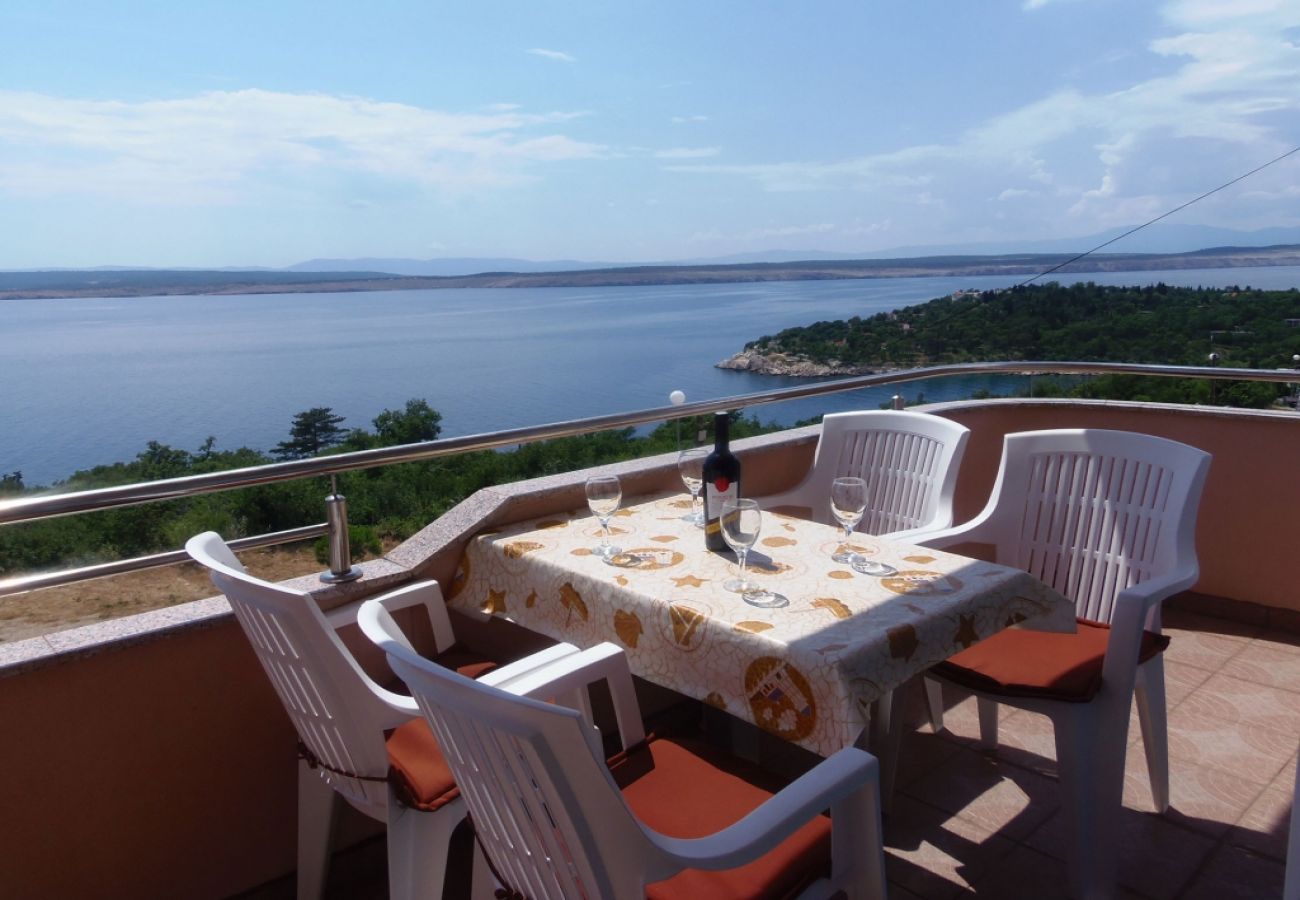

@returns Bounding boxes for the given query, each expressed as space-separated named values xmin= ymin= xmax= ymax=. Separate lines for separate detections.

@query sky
xmin=1 ymin=0 xmax=1297 ymax=269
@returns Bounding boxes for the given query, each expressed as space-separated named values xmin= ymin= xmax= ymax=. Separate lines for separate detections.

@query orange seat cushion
xmin=934 ymin=618 xmax=1170 ymax=703
xmin=611 ymin=737 xmax=832 ymax=900
xmin=386 ymin=646 xmax=497 ymax=811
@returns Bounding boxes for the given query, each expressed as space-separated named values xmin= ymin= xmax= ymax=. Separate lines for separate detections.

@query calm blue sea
xmin=3 ymin=266 xmax=1298 ymax=487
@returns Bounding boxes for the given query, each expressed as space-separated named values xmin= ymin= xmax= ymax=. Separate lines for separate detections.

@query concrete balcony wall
xmin=1 ymin=398 xmax=1296 ymax=897
xmin=927 ymin=399 xmax=1300 ymax=618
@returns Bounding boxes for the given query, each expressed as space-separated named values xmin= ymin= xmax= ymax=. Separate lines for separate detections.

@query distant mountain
xmin=864 ymin=224 xmax=1300 ymax=259
xmin=285 ymin=256 xmax=613 ymax=277
xmin=288 ymin=225 xmax=1300 ymax=277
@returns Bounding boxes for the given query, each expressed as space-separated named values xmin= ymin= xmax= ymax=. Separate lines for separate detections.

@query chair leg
xmin=829 ymin=763 xmax=888 ymax=900
xmin=923 ymin=677 xmax=945 ymax=733
xmin=296 ymin=762 xmax=339 ymax=900
xmin=1135 ymin=658 xmax=1171 ymax=812
xmin=385 ymin=791 xmax=461 ymax=900
xmin=1053 ymin=706 xmax=1123 ymax=900
xmin=976 ymin=697 xmax=999 ymax=749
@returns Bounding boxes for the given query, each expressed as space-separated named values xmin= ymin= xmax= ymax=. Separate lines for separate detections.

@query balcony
xmin=2 ymin=388 xmax=1297 ymax=899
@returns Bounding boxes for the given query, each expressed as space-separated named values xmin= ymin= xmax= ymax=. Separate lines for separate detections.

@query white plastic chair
xmin=757 ymin=410 xmax=970 ymax=541
xmin=185 ymin=532 xmax=580 ymax=900
xmin=917 ymin=429 xmax=1210 ymax=900
xmin=358 ymin=598 xmax=890 ymax=900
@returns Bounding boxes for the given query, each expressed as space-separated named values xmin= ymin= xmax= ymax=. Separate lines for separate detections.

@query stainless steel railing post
xmin=321 ymin=475 xmax=361 ymax=584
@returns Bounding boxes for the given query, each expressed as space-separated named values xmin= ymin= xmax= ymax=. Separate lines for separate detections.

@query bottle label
xmin=704 ymin=478 xmax=739 ymax=534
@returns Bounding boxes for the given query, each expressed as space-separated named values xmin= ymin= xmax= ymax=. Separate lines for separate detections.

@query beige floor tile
xmin=902 ymin=746 xmax=1060 ymax=842
xmin=882 ymin=794 xmax=1017 ymax=900
xmin=1228 ymin=783 xmax=1295 ymax=862
xmin=1162 ymin=612 xmax=1254 ymax=672
xmin=895 ymin=728 xmax=965 ymax=789
xmin=1177 ymin=843 xmax=1285 ymax=900
xmin=1024 ymin=806 xmax=1215 ymax=900
xmin=1166 ymin=691 xmax=1296 ymax=784
xmin=962 ymin=844 xmax=1151 ymax=900
xmin=1220 ymin=639 xmax=1300 ymax=693
xmin=1195 ymin=670 xmax=1300 ymax=734
xmin=1123 ymin=746 xmax=1269 ymax=837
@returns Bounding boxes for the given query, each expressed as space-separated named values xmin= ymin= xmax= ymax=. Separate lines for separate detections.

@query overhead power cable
xmin=1016 ymin=145 xmax=1300 ymax=288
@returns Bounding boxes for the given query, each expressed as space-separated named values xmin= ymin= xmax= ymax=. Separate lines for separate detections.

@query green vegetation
xmin=747 ymin=282 xmax=1300 ymax=407
xmin=9 ymin=281 xmax=1300 ymax=580
xmin=0 ymin=404 xmax=775 ymax=576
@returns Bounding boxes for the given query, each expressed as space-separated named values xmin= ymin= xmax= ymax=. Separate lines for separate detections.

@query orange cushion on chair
xmin=386 ymin=646 xmax=498 ymax=812
xmin=934 ymin=617 xmax=1170 ymax=703
xmin=611 ymin=737 xmax=832 ymax=900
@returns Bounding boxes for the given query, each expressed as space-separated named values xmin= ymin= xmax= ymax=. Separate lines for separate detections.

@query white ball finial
xmin=669 ymin=390 xmax=686 ymax=406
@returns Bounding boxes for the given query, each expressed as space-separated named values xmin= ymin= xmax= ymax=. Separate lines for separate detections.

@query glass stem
xmin=600 ymin=519 xmax=611 ymax=552
xmin=737 ymin=550 xmax=748 ymax=581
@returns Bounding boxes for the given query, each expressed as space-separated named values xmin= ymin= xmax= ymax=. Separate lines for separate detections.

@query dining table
xmin=446 ymin=490 xmax=1075 ymax=760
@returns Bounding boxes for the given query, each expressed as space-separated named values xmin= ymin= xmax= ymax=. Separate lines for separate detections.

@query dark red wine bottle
xmin=702 ymin=412 xmax=741 ymax=551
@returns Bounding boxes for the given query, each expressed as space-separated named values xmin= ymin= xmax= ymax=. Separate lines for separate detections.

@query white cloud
xmin=654 ymin=147 xmax=721 ymax=159
xmin=527 ymin=48 xmax=575 ymax=63
xmin=0 ymin=89 xmax=606 ymax=203
xmin=668 ymin=1 xmax=1300 ymax=236
xmin=671 ymin=115 xmax=709 ymax=124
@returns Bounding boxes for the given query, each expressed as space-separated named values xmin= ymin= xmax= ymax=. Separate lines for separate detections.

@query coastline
xmin=4 ymin=245 xmax=1299 ymax=301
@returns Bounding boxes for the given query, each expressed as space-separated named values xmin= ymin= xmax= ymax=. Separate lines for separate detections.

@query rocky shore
xmin=715 ymin=349 xmax=876 ymax=377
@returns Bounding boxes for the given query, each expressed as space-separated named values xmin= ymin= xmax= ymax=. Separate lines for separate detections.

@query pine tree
xmin=273 ymin=407 xmax=347 ymax=460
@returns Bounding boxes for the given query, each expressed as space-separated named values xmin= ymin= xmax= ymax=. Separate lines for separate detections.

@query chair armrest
xmin=477 ymin=641 xmax=583 ymax=688
xmin=911 ymin=518 xmax=987 ymax=551
xmin=325 ymin=580 xmax=458 ymax=654
xmin=652 ymin=746 xmax=879 ymax=872
xmin=498 ymin=642 xmax=647 ymax=750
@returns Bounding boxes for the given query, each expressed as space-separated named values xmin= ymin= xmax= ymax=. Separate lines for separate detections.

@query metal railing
xmin=2 ymin=360 xmax=1296 ymax=597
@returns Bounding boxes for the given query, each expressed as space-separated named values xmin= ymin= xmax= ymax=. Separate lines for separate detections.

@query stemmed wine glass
xmin=721 ymin=499 xmax=785 ymax=607
xmin=830 ymin=476 xmax=868 ymax=564
xmin=585 ymin=475 xmax=622 ymax=560
xmin=677 ymin=448 xmax=707 ymax=526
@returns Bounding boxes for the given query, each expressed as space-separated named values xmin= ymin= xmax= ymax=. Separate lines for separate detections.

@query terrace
xmin=2 ymin=363 xmax=1297 ymax=899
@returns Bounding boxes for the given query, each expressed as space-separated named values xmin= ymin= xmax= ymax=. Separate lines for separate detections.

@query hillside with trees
xmin=737 ymin=282 xmax=1300 ymax=407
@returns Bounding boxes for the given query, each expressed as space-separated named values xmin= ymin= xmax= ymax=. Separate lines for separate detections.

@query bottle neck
xmin=713 ymin=414 xmax=730 ymax=450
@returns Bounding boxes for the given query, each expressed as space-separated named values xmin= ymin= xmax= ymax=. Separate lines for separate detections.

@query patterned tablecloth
xmin=447 ymin=492 xmax=1075 ymax=758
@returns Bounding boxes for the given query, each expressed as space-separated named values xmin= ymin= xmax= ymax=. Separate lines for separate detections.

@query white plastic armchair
xmin=757 ymin=410 xmax=970 ymax=541
xmin=184 ymin=531 xmax=580 ymax=900
xmin=916 ymin=429 xmax=1210 ymax=900
xmin=358 ymin=597 xmax=889 ymax=900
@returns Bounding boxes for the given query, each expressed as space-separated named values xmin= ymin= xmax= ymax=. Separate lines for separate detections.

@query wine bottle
xmin=702 ymin=412 xmax=741 ymax=551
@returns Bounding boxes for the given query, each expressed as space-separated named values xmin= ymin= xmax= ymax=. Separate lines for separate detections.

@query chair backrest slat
xmin=988 ymin=430 xmax=1209 ymax=624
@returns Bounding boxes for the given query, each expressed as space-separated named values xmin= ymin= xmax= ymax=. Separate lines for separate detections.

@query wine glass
xmin=585 ymin=475 xmax=622 ymax=559
xmin=830 ymin=476 xmax=868 ymax=565
xmin=677 ymin=448 xmax=707 ymax=526
xmin=720 ymin=499 xmax=762 ymax=593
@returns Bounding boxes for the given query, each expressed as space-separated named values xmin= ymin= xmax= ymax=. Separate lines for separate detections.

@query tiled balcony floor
xmin=882 ymin=606 xmax=1296 ymax=899
xmin=245 ymin=606 xmax=1297 ymax=899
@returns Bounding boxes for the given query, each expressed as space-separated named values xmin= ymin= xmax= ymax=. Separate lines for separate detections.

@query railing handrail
xmin=3 ymin=360 xmax=1296 ymax=528
xmin=3 ymin=360 xmax=1297 ymax=597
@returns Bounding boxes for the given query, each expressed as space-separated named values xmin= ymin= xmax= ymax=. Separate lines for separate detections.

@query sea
xmin=4 ymin=266 xmax=1298 ymax=488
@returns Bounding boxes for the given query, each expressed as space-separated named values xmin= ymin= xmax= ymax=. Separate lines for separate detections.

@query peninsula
xmin=717 ymin=282 xmax=1300 ymax=395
